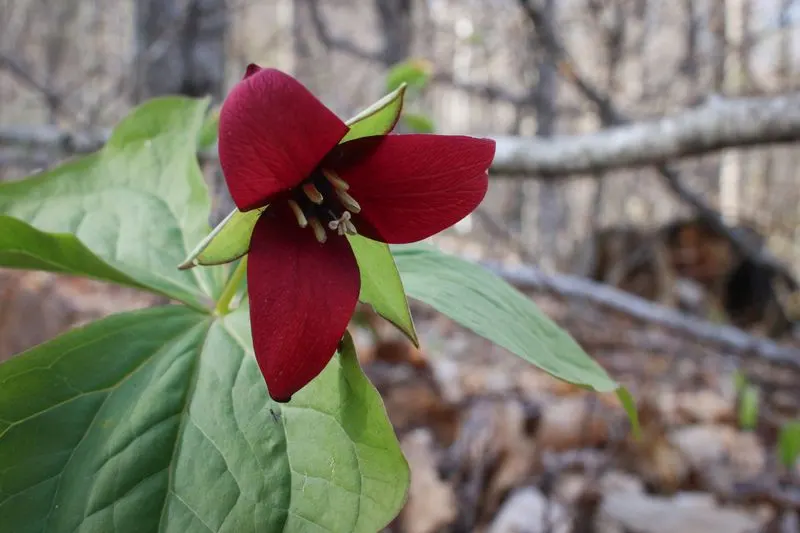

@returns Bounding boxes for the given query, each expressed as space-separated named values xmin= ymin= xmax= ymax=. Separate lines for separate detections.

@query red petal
xmin=247 ymin=210 xmax=361 ymax=402
xmin=219 ymin=67 xmax=350 ymax=212
xmin=331 ymin=135 xmax=495 ymax=244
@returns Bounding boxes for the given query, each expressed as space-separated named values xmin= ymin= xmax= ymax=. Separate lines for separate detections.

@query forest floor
xmin=2 ymin=264 xmax=799 ymax=533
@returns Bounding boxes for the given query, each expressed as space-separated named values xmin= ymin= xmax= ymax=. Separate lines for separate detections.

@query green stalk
xmin=215 ymin=257 xmax=248 ymax=315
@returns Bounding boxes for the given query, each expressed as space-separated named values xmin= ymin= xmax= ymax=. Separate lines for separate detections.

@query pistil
xmin=328 ymin=211 xmax=357 ymax=236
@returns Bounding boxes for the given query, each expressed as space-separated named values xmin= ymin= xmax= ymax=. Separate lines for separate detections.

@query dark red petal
xmin=247 ymin=210 xmax=361 ymax=402
xmin=331 ymin=134 xmax=495 ymax=244
xmin=219 ymin=67 xmax=350 ymax=212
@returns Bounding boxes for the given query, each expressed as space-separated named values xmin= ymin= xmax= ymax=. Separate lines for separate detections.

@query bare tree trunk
xmin=709 ymin=0 xmax=727 ymax=91
xmin=376 ymin=0 xmax=413 ymax=66
xmin=292 ymin=0 xmax=315 ymax=85
xmin=135 ymin=0 xmax=228 ymax=101
xmin=589 ymin=0 xmax=626 ymax=231
xmin=134 ymin=0 xmax=232 ymax=224
xmin=681 ymin=0 xmax=698 ymax=80
xmin=526 ymin=0 xmax=560 ymax=270
xmin=719 ymin=0 xmax=744 ymax=224
xmin=43 ymin=0 xmax=78 ymax=124
xmin=778 ymin=0 xmax=795 ymax=81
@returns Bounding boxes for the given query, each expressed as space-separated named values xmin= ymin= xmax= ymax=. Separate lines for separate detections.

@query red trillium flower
xmin=218 ymin=64 xmax=495 ymax=402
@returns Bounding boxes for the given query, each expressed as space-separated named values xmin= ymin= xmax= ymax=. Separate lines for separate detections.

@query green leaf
xmin=615 ymin=387 xmax=641 ymax=438
xmin=402 ymin=113 xmax=436 ymax=133
xmin=392 ymin=244 xmax=618 ymax=392
xmin=738 ymin=384 xmax=760 ymax=431
xmin=349 ymin=235 xmax=418 ymax=346
xmin=386 ymin=59 xmax=433 ymax=92
xmin=732 ymin=370 xmax=748 ymax=393
xmin=0 ymin=215 xmax=143 ymax=290
xmin=197 ymin=108 xmax=220 ymax=150
xmin=0 ymin=304 xmax=408 ymax=532
xmin=777 ymin=420 xmax=800 ymax=469
xmin=182 ymin=84 xmax=407 ymax=269
xmin=0 ymin=96 xmax=221 ymax=308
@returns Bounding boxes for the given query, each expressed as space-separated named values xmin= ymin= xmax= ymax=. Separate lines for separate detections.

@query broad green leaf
xmin=738 ymin=384 xmax=760 ymax=431
xmin=349 ymin=235 xmax=418 ymax=346
xmin=0 ymin=97 xmax=221 ymax=308
xmin=386 ymin=59 xmax=433 ymax=92
xmin=197 ymin=108 xmax=220 ymax=150
xmin=402 ymin=113 xmax=436 ymax=133
xmin=182 ymin=84 xmax=408 ymax=269
xmin=0 ymin=304 xmax=408 ymax=532
xmin=0 ymin=215 xmax=143 ymax=290
xmin=777 ymin=421 xmax=800 ymax=469
xmin=615 ymin=387 xmax=641 ymax=438
xmin=392 ymin=244 xmax=618 ymax=392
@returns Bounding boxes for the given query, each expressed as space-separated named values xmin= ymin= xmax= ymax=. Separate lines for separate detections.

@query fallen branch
xmin=479 ymin=259 xmax=800 ymax=368
xmin=4 ymin=92 xmax=800 ymax=176
xmin=491 ymin=93 xmax=800 ymax=176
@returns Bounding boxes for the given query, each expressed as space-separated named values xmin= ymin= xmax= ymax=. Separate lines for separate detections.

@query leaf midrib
xmin=16 ymin=314 xmax=213 ymax=533
xmin=156 ymin=318 xmax=215 ymax=532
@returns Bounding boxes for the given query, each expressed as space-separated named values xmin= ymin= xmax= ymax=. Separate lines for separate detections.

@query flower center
xmin=286 ymin=169 xmax=361 ymax=243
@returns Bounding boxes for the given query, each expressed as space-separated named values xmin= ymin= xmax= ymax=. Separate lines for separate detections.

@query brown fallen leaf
xmin=399 ymin=429 xmax=458 ymax=533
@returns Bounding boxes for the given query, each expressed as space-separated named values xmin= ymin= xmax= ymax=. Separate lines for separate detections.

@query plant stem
xmin=215 ymin=257 xmax=247 ymax=315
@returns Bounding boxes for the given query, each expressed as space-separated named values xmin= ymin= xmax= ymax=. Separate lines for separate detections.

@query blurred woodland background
xmin=3 ymin=0 xmax=800 ymax=532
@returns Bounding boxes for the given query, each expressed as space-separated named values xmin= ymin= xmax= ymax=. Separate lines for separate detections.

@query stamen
xmin=323 ymin=169 xmax=350 ymax=190
xmin=287 ymin=200 xmax=307 ymax=228
xmin=335 ymin=189 xmax=361 ymax=213
xmin=308 ymin=217 xmax=327 ymax=243
xmin=302 ymin=183 xmax=324 ymax=204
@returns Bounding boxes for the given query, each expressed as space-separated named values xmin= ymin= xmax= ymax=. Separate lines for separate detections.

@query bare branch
xmin=518 ymin=0 xmax=800 ymax=297
xmin=480 ymin=260 xmax=800 ymax=369
xmin=0 ymin=124 xmax=110 ymax=154
xmin=0 ymin=51 xmax=64 ymax=114
xmin=305 ymin=0 xmax=527 ymax=105
xmin=4 ymin=92 xmax=800 ymax=178
xmin=491 ymin=92 xmax=800 ymax=176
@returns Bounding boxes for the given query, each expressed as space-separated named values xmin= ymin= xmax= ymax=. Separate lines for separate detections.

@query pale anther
xmin=309 ymin=217 xmax=327 ymax=243
xmin=323 ymin=169 xmax=350 ymax=190
xmin=287 ymin=200 xmax=308 ymax=228
xmin=302 ymin=183 xmax=324 ymax=204
xmin=335 ymin=189 xmax=361 ymax=213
